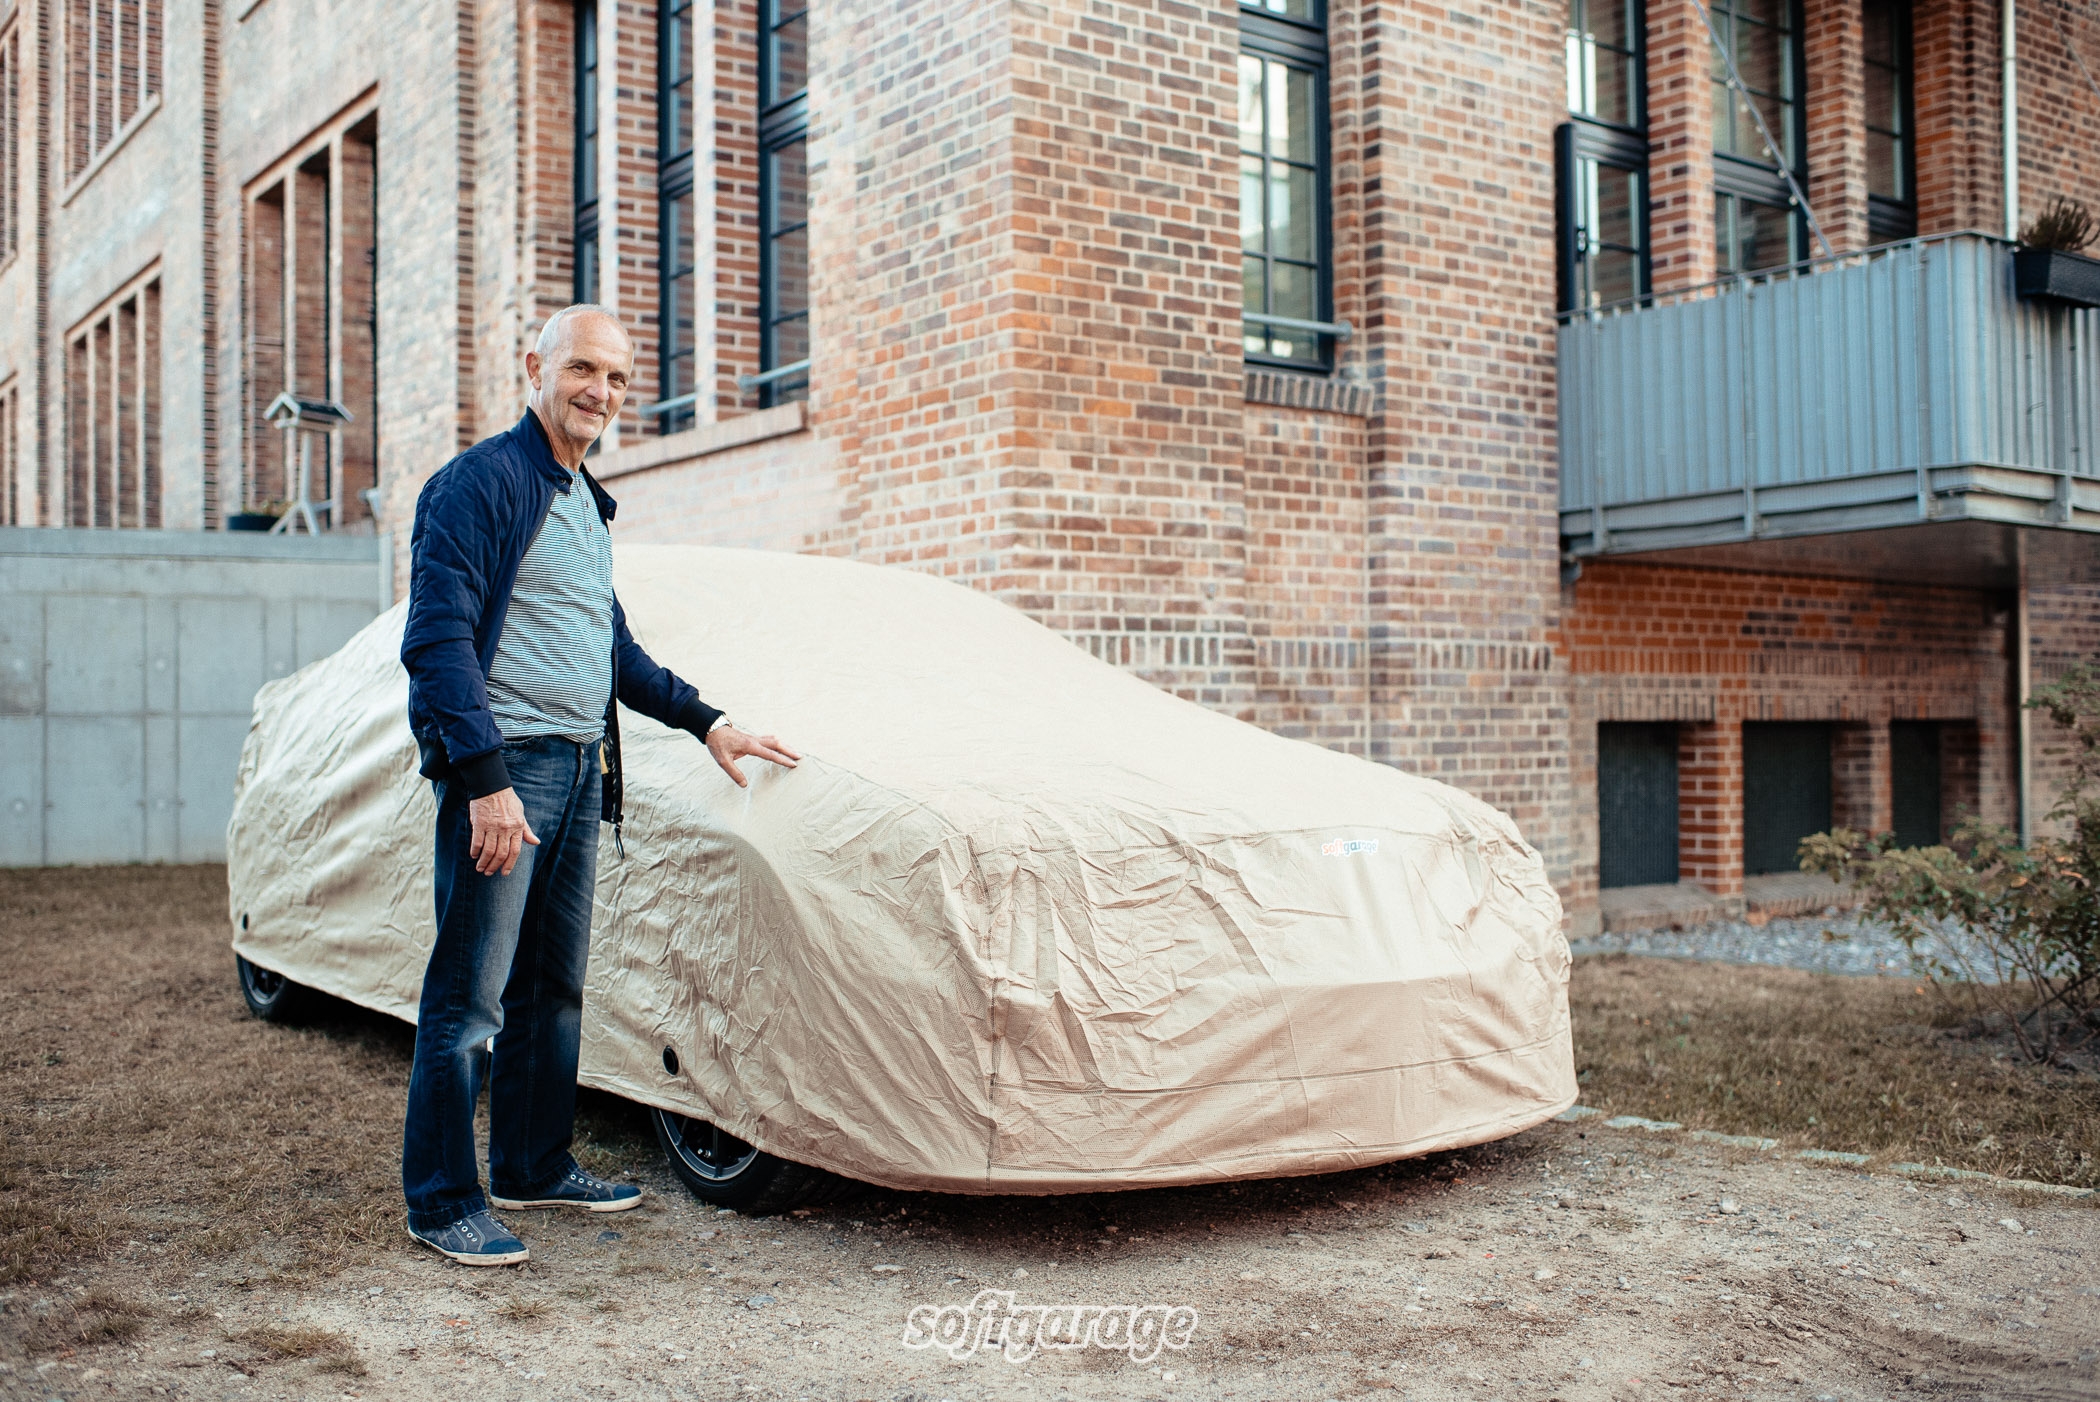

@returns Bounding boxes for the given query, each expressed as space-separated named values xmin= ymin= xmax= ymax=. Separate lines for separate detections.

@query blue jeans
xmin=403 ymin=736 xmax=603 ymax=1231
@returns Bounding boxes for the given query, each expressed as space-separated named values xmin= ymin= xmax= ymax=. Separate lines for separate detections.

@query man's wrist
xmin=456 ymin=748 xmax=512 ymax=800
xmin=673 ymin=695 xmax=725 ymax=739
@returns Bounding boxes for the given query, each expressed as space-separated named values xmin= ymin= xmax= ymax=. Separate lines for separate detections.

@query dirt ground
xmin=4 ymin=868 xmax=2098 ymax=1402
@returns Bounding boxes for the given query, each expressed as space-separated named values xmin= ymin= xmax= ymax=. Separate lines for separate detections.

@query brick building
xmin=1 ymin=0 xmax=2095 ymax=930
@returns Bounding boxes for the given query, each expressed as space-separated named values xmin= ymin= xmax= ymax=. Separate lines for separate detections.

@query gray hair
xmin=534 ymin=303 xmax=627 ymax=357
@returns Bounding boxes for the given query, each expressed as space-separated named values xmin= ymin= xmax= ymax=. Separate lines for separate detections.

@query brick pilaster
xmin=1680 ymin=717 xmax=1743 ymax=897
xmin=1804 ymin=0 xmax=1870 ymax=252
xmin=1645 ymin=0 xmax=1718 ymax=290
xmin=1833 ymin=720 xmax=1892 ymax=834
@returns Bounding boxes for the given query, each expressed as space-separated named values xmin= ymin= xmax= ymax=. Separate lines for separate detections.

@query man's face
xmin=527 ymin=315 xmax=633 ymax=449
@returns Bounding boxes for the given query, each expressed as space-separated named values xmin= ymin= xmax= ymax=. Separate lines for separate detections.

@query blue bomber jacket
xmin=401 ymin=410 xmax=723 ymax=827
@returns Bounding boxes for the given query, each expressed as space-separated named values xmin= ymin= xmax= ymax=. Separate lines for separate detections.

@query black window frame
xmin=574 ymin=0 xmax=599 ymax=303
xmin=656 ymin=0 xmax=701 ymax=433
xmin=757 ymin=0 xmax=809 ymax=408
xmin=1238 ymin=4 xmax=1335 ymax=374
xmin=1558 ymin=0 xmax=1651 ymax=313
xmin=1862 ymin=0 xmax=1916 ymax=243
xmin=1709 ymin=0 xmax=1809 ymax=276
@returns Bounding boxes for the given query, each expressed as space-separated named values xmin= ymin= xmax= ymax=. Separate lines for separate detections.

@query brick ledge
xmin=1244 ymin=368 xmax=1376 ymax=417
xmin=592 ymin=402 xmax=808 ymax=483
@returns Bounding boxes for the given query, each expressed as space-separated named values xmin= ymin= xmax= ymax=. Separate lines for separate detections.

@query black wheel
xmin=649 ymin=1107 xmax=855 ymax=1215
xmin=236 ymin=954 xmax=317 ymax=1023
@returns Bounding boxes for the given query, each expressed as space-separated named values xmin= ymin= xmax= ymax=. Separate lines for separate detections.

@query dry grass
xmin=228 ymin=1322 xmax=367 ymax=1375
xmin=0 ymin=866 xmax=409 ymax=1294
xmin=1571 ymin=953 xmax=2100 ymax=1188
xmin=494 ymin=1295 xmax=550 ymax=1323
xmin=0 ymin=864 xmax=648 ymax=1316
xmin=6 ymin=861 xmax=2095 ymax=1359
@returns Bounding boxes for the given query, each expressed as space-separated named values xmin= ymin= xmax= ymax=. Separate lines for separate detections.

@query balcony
xmin=1559 ymin=233 xmax=2100 ymax=588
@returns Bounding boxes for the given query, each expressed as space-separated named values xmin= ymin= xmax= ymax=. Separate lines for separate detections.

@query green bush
xmin=1801 ymin=663 xmax=2100 ymax=1064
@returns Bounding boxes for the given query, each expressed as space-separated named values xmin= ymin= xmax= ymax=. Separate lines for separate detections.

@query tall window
xmin=0 ymin=381 xmax=19 ymax=526
xmin=574 ymin=1 xmax=599 ymax=302
xmin=243 ymin=112 xmax=379 ymax=528
xmin=759 ymin=1 xmax=809 ymax=406
xmin=1558 ymin=0 xmax=1648 ymax=311
xmin=1863 ymin=0 xmax=1915 ymax=242
xmin=66 ymin=270 xmax=161 ymax=529
xmin=657 ymin=0 xmax=700 ymax=432
xmin=65 ymin=0 xmax=163 ymax=183
xmin=1239 ymin=1 xmax=1332 ymax=370
xmin=0 ymin=24 xmax=19 ymax=264
xmin=1709 ymin=0 xmax=1805 ymax=275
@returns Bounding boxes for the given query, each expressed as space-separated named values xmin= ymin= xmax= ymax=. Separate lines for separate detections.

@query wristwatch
xmin=707 ymin=714 xmax=735 ymax=735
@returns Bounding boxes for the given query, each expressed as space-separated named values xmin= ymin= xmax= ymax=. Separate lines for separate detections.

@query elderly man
xmin=398 ymin=305 xmax=799 ymax=1265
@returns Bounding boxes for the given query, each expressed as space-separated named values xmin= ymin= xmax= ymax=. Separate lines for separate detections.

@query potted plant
xmin=226 ymin=500 xmax=285 ymax=532
xmin=2013 ymin=197 xmax=2100 ymax=308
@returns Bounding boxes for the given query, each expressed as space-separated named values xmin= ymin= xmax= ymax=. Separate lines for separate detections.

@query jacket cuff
xmin=674 ymin=695 xmax=725 ymax=739
xmin=455 ymin=748 xmax=512 ymax=799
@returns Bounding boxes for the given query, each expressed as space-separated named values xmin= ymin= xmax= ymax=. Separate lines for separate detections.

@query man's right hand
xmin=469 ymin=787 xmax=540 ymax=876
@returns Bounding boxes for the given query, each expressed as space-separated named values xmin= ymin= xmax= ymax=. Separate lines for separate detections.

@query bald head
xmin=526 ymin=305 xmax=635 ymax=468
xmin=535 ymin=303 xmax=628 ymax=361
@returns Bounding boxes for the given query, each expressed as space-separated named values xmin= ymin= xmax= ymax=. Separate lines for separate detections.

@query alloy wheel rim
xmin=660 ymin=1112 xmax=759 ymax=1181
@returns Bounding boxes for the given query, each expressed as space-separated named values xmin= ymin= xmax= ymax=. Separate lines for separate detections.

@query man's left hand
xmin=705 ymin=724 xmax=802 ymax=789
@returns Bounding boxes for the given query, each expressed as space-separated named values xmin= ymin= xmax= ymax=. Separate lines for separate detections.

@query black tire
xmin=649 ymin=1107 xmax=856 ymax=1215
xmin=236 ymin=954 xmax=317 ymax=1024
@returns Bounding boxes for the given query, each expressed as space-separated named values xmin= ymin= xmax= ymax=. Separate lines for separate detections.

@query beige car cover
xmin=228 ymin=545 xmax=1574 ymax=1194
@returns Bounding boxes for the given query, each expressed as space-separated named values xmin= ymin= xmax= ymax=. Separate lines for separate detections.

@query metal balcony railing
xmin=1559 ymin=233 xmax=2100 ymax=558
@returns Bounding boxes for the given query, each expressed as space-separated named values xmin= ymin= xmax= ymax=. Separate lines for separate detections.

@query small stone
xmin=1618 ymin=1275 xmax=1631 ymax=1290
xmin=1162 ymin=1371 xmax=1176 ymax=1382
xmin=598 ymin=1230 xmax=622 ymax=1242
xmin=1718 ymin=1198 xmax=1741 ymax=1215
xmin=1576 ymin=1357 xmax=1595 ymax=1369
xmin=745 ymin=1294 xmax=774 ymax=1310
xmin=199 ymin=1350 xmax=216 ymax=1359
xmin=1012 ymin=1268 xmax=1029 ymax=1280
xmin=1998 ymin=1218 xmax=2023 ymax=1234
xmin=1534 ymin=1267 xmax=1558 ymax=1282
xmin=695 ymin=1229 xmax=717 ymax=1240
xmin=872 ymin=1264 xmax=903 ymax=1273
xmin=367 ymin=1287 xmax=384 ymax=1296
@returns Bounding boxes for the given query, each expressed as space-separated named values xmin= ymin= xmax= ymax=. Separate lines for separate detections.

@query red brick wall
xmin=1566 ymin=561 xmax=2018 ymax=902
xmin=1804 ymin=0 xmax=1869 ymax=253
xmin=1244 ymin=403 xmax=1369 ymax=751
xmin=2030 ymin=583 xmax=2100 ymax=837
xmin=2013 ymin=0 xmax=2100 ymax=228
xmin=1645 ymin=0 xmax=1720 ymax=291
xmin=1357 ymin=0 xmax=1571 ymax=881
xmin=1913 ymin=0 xmax=2100 ymax=240
xmin=1913 ymin=0 xmax=2000 ymax=234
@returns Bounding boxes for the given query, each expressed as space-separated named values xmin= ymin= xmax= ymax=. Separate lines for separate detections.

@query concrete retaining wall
xmin=0 ymin=528 xmax=389 ymax=866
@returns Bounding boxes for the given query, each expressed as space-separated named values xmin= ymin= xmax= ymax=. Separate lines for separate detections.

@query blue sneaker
xmin=490 ymin=1166 xmax=643 ymax=1213
xmin=408 ymin=1209 xmax=529 ymax=1266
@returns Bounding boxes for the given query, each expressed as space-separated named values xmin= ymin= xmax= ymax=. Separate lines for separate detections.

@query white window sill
xmin=591 ymin=401 xmax=807 ymax=483
xmin=60 ymin=93 xmax=162 ymax=210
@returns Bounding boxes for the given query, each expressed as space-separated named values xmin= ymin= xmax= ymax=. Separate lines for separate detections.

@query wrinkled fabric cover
xmin=229 ymin=546 xmax=1574 ymax=1194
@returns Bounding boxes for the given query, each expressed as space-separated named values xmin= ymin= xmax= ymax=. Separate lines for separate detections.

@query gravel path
xmin=1571 ymin=913 xmax=2000 ymax=980
xmin=17 ymin=1120 xmax=2096 ymax=1402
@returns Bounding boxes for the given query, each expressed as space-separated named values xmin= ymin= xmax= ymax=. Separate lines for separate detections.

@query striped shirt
xmin=486 ymin=474 xmax=615 ymax=743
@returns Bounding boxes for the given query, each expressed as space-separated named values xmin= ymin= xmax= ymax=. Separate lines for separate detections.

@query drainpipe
xmin=2004 ymin=0 xmax=2020 ymax=240
xmin=2016 ymin=573 xmax=2033 ymax=848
